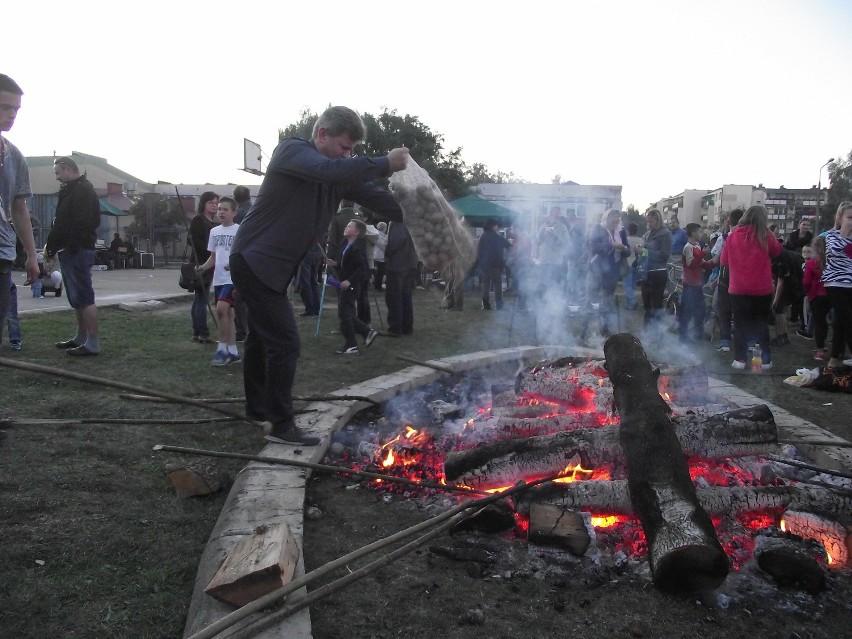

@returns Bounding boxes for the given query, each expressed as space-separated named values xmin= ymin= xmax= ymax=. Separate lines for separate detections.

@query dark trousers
xmin=374 ymin=261 xmax=386 ymax=290
xmin=730 ymin=293 xmax=772 ymax=363
xmin=480 ymin=266 xmax=504 ymax=309
xmin=234 ymin=292 xmax=247 ymax=340
xmin=339 ymin=286 xmax=371 ymax=347
xmin=810 ymin=295 xmax=832 ymax=350
xmin=678 ymin=284 xmax=705 ymax=339
xmin=386 ymin=269 xmax=414 ymax=334
xmin=230 ymin=254 xmax=299 ymax=431
xmin=826 ymin=287 xmax=852 ymax=359
xmin=717 ymin=285 xmax=732 ymax=342
xmin=298 ymin=255 xmax=321 ymax=315
xmin=641 ymin=270 xmax=668 ymax=327
xmin=357 ymin=281 xmax=371 ymax=326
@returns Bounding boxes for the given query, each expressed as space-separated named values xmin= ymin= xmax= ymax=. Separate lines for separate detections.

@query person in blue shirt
xmin=669 ymin=213 xmax=689 ymax=255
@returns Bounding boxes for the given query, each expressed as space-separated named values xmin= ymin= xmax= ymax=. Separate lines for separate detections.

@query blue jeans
xmin=622 ymin=268 xmax=636 ymax=306
xmin=191 ymin=287 xmax=210 ymax=338
xmin=230 ymin=253 xmax=300 ymax=430
xmin=678 ymin=284 xmax=705 ymax=339
xmin=6 ymin=280 xmax=21 ymax=345
xmin=58 ymin=250 xmax=95 ymax=308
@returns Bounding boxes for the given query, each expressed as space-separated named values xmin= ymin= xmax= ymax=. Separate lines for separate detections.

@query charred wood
xmin=753 ymin=532 xmax=826 ymax=594
xmin=444 ymin=407 xmax=779 ymax=490
xmin=604 ymin=333 xmax=728 ymax=592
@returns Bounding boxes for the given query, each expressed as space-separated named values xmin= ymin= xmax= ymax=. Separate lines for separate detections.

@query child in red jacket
xmin=679 ymin=223 xmax=713 ymax=341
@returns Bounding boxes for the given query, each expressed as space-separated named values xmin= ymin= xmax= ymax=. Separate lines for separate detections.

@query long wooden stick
xmin=186 ymin=474 xmax=558 ymax=639
xmin=119 ymin=393 xmax=380 ymax=406
xmin=2 ymin=417 xmax=241 ymax=427
xmin=228 ymin=507 xmax=481 ymax=639
xmin=778 ymin=439 xmax=852 ymax=449
xmin=153 ymin=444 xmax=487 ymax=496
xmin=396 ymin=355 xmax=454 ymax=374
xmin=0 ymin=357 xmax=262 ymax=428
xmin=766 ymin=455 xmax=852 ymax=480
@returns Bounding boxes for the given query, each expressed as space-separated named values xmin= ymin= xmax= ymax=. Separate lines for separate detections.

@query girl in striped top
xmin=822 ymin=201 xmax=852 ymax=369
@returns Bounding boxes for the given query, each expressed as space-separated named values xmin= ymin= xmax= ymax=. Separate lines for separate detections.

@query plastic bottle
xmin=751 ymin=344 xmax=762 ymax=373
xmin=32 ymin=279 xmax=43 ymax=298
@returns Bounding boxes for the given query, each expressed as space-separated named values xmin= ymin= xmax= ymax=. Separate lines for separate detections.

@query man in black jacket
xmin=476 ymin=218 xmax=510 ymax=310
xmin=46 ymin=156 xmax=101 ymax=356
xmin=384 ymin=220 xmax=419 ymax=335
xmin=229 ymin=106 xmax=408 ymax=445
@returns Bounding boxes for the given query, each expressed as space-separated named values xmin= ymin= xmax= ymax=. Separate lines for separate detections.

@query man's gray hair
xmin=312 ymin=106 xmax=366 ymax=142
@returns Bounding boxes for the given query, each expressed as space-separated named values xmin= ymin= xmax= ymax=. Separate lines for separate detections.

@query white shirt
xmin=206 ymin=223 xmax=239 ymax=286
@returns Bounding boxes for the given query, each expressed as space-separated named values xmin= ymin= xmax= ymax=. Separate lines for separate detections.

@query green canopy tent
xmin=99 ymin=197 xmax=130 ymax=235
xmin=449 ymin=194 xmax=517 ymax=228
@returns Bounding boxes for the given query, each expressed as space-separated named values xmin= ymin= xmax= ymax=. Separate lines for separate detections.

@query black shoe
xmin=56 ymin=339 xmax=82 ymax=349
xmin=297 ymin=312 xmax=317 ymax=317
xmin=365 ymin=329 xmax=379 ymax=347
xmin=66 ymin=345 xmax=98 ymax=356
xmin=265 ymin=426 xmax=320 ymax=446
xmin=795 ymin=329 xmax=813 ymax=340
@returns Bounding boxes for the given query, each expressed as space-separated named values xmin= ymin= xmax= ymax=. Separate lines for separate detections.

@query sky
xmin=5 ymin=0 xmax=851 ymax=209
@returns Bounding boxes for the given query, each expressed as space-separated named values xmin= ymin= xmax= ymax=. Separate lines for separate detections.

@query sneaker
xmin=717 ymin=344 xmax=731 ymax=352
xmin=365 ymin=329 xmax=378 ymax=347
xmin=191 ymin=335 xmax=201 ymax=343
xmin=844 ymin=358 xmax=852 ymax=367
xmin=335 ymin=346 xmax=360 ymax=355
xmin=814 ymin=349 xmax=828 ymax=361
xmin=265 ymin=426 xmax=321 ymax=446
xmin=795 ymin=329 xmax=813 ymax=340
xmin=226 ymin=353 xmax=242 ymax=365
xmin=9 ymin=342 xmax=21 ymax=351
xmin=731 ymin=360 xmax=746 ymax=370
xmin=56 ymin=339 xmax=82 ymax=349
xmin=211 ymin=351 xmax=230 ymax=367
xmin=761 ymin=361 xmax=773 ymax=371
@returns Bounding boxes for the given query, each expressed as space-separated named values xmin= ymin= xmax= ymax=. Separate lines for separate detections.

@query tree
xmin=824 ymin=150 xmax=852 ymax=230
xmin=277 ymin=107 xmax=518 ymax=201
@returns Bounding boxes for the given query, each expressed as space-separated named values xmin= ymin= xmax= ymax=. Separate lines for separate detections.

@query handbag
xmin=178 ymin=245 xmax=197 ymax=291
xmin=633 ymin=250 xmax=650 ymax=283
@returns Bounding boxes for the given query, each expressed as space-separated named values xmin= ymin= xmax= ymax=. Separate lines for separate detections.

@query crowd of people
xmin=4 ymin=77 xmax=852 ymax=449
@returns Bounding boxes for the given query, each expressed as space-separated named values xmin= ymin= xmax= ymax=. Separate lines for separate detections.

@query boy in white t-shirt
xmin=196 ymin=197 xmax=241 ymax=366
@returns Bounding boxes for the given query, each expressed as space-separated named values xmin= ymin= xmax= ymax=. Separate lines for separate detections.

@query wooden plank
xmin=528 ymin=503 xmax=590 ymax=556
xmin=205 ymin=522 xmax=300 ymax=607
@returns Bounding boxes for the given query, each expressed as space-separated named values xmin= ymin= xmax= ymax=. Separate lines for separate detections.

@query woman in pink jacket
xmin=720 ymin=205 xmax=782 ymax=369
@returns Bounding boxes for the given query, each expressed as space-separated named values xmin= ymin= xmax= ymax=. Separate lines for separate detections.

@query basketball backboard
xmin=243 ymin=138 xmax=264 ymax=176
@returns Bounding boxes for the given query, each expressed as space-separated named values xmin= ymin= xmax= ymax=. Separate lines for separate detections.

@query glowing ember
xmin=554 ymin=463 xmax=595 ymax=484
xmin=591 ymin=515 xmax=620 ymax=528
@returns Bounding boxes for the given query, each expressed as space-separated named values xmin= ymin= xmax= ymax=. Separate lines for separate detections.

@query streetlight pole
xmin=815 ymin=157 xmax=834 ymax=235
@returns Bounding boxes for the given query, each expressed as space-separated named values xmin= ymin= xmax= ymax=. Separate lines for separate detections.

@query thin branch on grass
xmin=0 ymin=357 xmax=262 ymax=428
xmin=120 ymin=393 xmax=381 ymax=406
xmin=153 ymin=444 xmax=487 ymax=496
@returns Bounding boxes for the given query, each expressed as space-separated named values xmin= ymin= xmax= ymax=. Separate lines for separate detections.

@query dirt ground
xmin=303 ymin=368 xmax=852 ymax=639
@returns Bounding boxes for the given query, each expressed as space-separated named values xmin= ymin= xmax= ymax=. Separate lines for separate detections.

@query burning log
xmin=520 ymin=480 xmax=852 ymax=521
xmin=782 ymin=510 xmax=851 ymax=568
xmin=753 ymin=532 xmax=826 ymax=594
xmin=604 ymin=333 xmax=728 ymax=592
xmin=444 ymin=407 xmax=780 ymax=490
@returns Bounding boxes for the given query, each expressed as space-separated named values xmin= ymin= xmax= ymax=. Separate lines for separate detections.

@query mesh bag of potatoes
xmin=389 ymin=158 xmax=476 ymax=279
